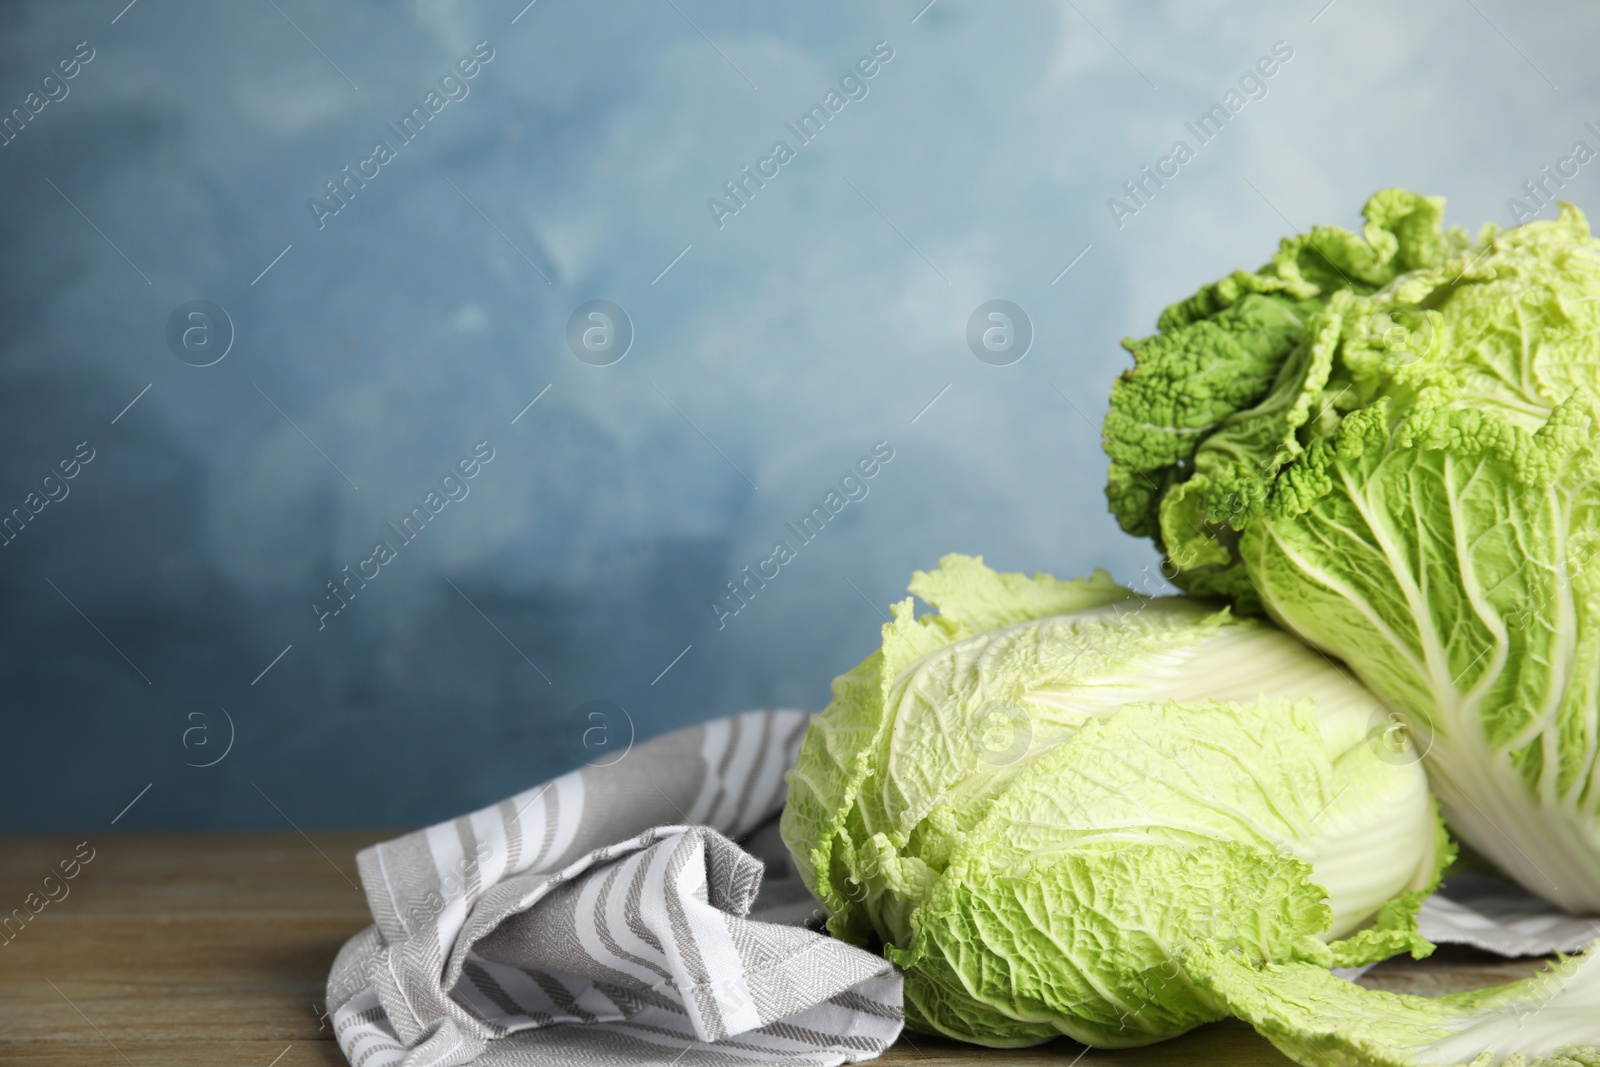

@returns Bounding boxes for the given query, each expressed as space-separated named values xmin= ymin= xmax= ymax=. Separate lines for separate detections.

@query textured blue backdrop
xmin=1 ymin=0 xmax=1596 ymax=830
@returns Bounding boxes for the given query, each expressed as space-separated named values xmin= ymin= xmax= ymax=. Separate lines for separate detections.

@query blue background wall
xmin=2 ymin=0 xmax=1596 ymax=830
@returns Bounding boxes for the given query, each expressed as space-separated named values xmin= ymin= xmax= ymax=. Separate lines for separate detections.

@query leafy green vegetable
xmin=781 ymin=555 xmax=1446 ymax=1047
xmin=1188 ymin=938 xmax=1600 ymax=1067
xmin=1102 ymin=189 xmax=1600 ymax=913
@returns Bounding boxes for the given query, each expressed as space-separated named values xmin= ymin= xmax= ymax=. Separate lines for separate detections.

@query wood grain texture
xmin=0 ymin=833 xmax=1549 ymax=1066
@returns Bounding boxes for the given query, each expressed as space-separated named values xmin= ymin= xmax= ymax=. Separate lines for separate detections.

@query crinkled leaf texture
xmin=780 ymin=555 xmax=1445 ymax=1051
xmin=1103 ymin=189 xmax=1600 ymax=912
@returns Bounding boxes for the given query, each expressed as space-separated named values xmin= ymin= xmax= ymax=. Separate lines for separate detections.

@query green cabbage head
xmin=782 ymin=556 xmax=1454 ymax=1043
xmin=1101 ymin=189 xmax=1600 ymax=913
xmin=782 ymin=556 xmax=1600 ymax=1063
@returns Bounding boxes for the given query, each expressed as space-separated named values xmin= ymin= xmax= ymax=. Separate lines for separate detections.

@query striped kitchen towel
xmin=325 ymin=709 xmax=903 ymax=1067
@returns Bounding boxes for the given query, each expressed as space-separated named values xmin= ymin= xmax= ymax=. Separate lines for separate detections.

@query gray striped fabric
xmin=325 ymin=709 xmax=903 ymax=1067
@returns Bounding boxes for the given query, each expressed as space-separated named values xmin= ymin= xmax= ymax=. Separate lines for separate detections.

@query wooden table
xmin=0 ymin=833 xmax=1548 ymax=1065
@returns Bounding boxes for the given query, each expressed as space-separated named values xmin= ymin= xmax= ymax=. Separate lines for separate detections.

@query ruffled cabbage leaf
xmin=1103 ymin=190 xmax=1600 ymax=913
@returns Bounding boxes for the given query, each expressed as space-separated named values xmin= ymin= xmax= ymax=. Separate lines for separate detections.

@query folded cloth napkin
xmin=325 ymin=709 xmax=903 ymax=1067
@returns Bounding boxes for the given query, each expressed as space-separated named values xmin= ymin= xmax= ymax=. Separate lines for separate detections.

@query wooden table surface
xmin=0 ymin=832 xmax=1548 ymax=1066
